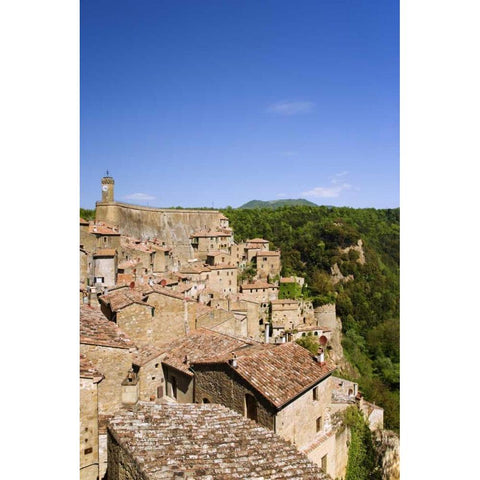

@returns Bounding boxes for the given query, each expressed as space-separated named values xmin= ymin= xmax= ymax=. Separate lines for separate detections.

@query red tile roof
xmin=108 ymin=402 xmax=328 ymax=479
xmin=256 ymin=250 xmax=281 ymax=256
xmin=190 ymin=230 xmax=232 ymax=238
xmin=241 ymin=281 xmax=277 ymax=290
xmin=159 ymin=328 xmax=255 ymax=376
xmin=93 ymin=248 xmax=116 ymax=257
xmin=88 ymin=222 xmax=120 ymax=236
xmin=80 ymin=305 xmax=135 ymax=350
xmin=99 ymin=288 xmax=154 ymax=312
xmin=247 ymin=238 xmax=269 ymax=243
xmin=194 ymin=342 xmax=335 ymax=409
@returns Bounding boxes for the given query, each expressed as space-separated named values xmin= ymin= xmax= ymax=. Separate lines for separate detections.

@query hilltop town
xmin=80 ymin=175 xmax=396 ymax=480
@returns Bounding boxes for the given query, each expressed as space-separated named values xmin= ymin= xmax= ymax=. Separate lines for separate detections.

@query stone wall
xmin=80 ymin=344 xmax=133 ymax=416
xmin=80 ymin=378 xmax=100 ymax=480
xmin=314 ymin=303 xmax=337 ymax=329
xmin=193 ymin=364 xmax=276 ymax=430
xmin=163 ymin=366 xmax=194 ymax=403
xmin=137 ymin=356 xmax=167 ymax=402
xmin=115 ymin=303 xmax=157 ymax=348
xmin=275 ymin=375 xmax=333 ymax=449
xmin=196 ymin=308 xmax=247 ymax=337
xmin=107 ymin=431 xmax=147 ymax=480
xmin=93 ymin=256 xmax=116 ymax=287
xmin=96 ymin=201 xmax=225 ymax=260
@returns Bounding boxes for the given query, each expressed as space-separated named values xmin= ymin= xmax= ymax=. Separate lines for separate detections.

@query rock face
xmin=373 ymin=429 xmax=400 ymax=480
xmin=341 ymin=239 xmax=366 ymax=265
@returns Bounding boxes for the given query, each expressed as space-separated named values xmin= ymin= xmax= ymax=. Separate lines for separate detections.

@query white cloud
xmin=267 ymin=101 xmax=315 ymax=115
xmin=302 ymin=183 xmax=352 ymax=198
xmin=330 ymin=171 xmax=349 ymax=184
xmin=124 ymin=192 xmax=156 ymax=201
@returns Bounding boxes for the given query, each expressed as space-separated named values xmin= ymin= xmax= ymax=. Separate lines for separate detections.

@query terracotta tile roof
xmin=247 ymin=238 xmax=269 ymax=243
xmin=180 ymin=265 xmax=211 ymax=274
xmin=132 ymin=345 xmax=165 ymax=367
xmin=88 ymin=222 xmax=120 ymax=236
xmin=117 ymin=258 xmax=140 ymax=270
xmin=80 ymin=305 xmax=135 ymax=350
xmin=190 ymin=230 xmax=232 ymax=238
xmin=160 ymin=328 xmax=255 ymax=376
xmin=121 ymin=237 xmax=154 ymax=253
xmin=208 ymin=263 xmax=236 ymax=270
xmin=144 ymin=285 xmax=190 ymax=301
xmin=194 ymin=342 xmax=335 ymax=409
xmin=241 ymin=281 xmax=277 ymax=290
xmin=271 ymin=299 xmax=299 ymax=305
xmin=80 ymin=217 xmax=89 ymax=225
xmin=280 ymin=277 xmax=296 ymax=283
xmin=80 ymin=354 xmax=104 ymax=382
xmin=108 ymin=402 xmax=328 ymax=480
xmin=99 ymin=288 xmax=153 ymax=312
xmin=93 ymin=248 xmax=116 ymax=257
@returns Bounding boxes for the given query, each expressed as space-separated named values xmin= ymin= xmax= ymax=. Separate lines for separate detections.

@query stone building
xmin=206 ymin=264 xmax=238 ymax=294
xmin=92 ymin=248 xmax=117 ymax=287
xmin=271 ymin=299 xmax=301 ymax=330
xmin=80 ymin=354 xmax=103 ymax=480
xmin=80 ymin=305 xmax=137 ymax=478
xmin=255 ymin=249 xmax=281 ymax=279
xmin=156 ymin=328 xmax=255 ymax=404
xmin=192 ymin=341 xmax=348 ymax=477
xmin=240 ymin=281 xmax=279 ymax=303
xmin=107 ymin=402 xmax=329 ymax=479
xmin=190 ymin=229 xmax=234 ymax=259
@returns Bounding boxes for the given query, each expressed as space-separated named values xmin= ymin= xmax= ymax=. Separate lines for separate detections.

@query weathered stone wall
xmin=137 ymin=356 xmax=167 ymax=402
xmin=314 ymin=303 xmax=337 ymax=329
xmin=196 ymin=308 xmax=248 ymax=338
xmin=271 ymin=304 xmax=300 ymax=328
xmin=116 ymin=303 xmax=157 ymax=348
xmin=96 ymin=202 xmax=224 ymax=260
xmin=206 ymin=267 xmax=237 ymax=294
xmin=80 ymin=344 xmax=133 ymax=416
xmin=256 ymin=254 xmax=281 ymax=279
xmin=80 ymin=378 xmax=100 ymax=480
xmin=107 ymin=431 xmax=147 ymax=480
xmin=163 ymin=366 xmax=194 ymax=403
xmin=193 ymin=365 xmax=276 ymax=430
xmin=93 ymin=256 xmax=116 ymax=286
xmin=144 ymin=292 xmax=196 ymax=344
xmin=276 ymin=375 xmax=333 ymax=449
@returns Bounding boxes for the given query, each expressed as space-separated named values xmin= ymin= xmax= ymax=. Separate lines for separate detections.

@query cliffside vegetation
xmin=222 ymin=205 xmax=400 ymax=432
xmin=343 ymin=406 xmax=382 ymax=480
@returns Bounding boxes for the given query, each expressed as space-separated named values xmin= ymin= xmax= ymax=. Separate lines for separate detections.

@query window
xmin=316 ymin=416 xmax=323 ymax=432
xmin=202 ymin=398 xmax=210 ymax=403
xmin=313 ymin=387 xmax=318 ymax=401
xmin=245 ymin=394 xmax=258 ymax=421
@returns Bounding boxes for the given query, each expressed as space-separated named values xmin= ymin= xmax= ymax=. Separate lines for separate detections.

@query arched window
xmin=202 ymin=398 xmax=210 ymax=403
xmin=245 ymin=394 xmax=258 ymax=421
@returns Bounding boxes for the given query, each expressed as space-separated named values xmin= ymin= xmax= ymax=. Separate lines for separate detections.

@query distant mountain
xmin=239 ymin=199 xmax=319 ymax=209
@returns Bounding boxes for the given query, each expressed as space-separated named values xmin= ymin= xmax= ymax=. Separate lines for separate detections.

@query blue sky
xmin=81 ymin=0 xmax=398 ymax=209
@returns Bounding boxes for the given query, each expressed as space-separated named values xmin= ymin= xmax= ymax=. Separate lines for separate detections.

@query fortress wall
xmin=314 ymin=303 xmax=337 ymax=330
xmin=96 ymin=202 xmax=224 ymax=260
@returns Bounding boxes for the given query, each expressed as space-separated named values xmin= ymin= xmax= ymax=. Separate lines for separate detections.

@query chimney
xmin=229 ymin=353 xmax=238 ymax=368
xmin=264 ymin=323 xmax=270 ymax=343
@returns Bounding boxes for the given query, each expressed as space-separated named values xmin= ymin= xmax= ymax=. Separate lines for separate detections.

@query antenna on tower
xmin=106 ymin=169 xmax=110 ymax=176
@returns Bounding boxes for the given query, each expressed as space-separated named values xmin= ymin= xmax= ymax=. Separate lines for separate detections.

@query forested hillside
xmin=222 ymin=205 xmax=400 ymax=432
xmin=239 ymin=198 xmax=319 ymax=209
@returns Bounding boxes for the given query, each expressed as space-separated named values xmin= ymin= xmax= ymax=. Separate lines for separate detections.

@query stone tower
xmin=101 ymin=173 xmax=114 ymax=203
